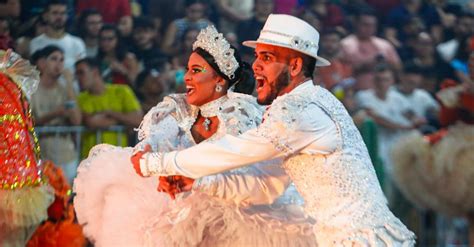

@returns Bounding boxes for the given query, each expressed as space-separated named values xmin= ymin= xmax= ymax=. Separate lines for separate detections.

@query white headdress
xmin=0 ymin=49 xmax=40 ymax=98
xmin=192 ymin=26 xmax=239 ymax=79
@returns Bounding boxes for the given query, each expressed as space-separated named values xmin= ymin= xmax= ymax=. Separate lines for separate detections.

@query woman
xmin=96 ymin=24 xmax=139 ymax=86
xmin=161 ymin=0 xmax=212 ymax=55
xmin=74 ymin=26 xmax=315 ymax=247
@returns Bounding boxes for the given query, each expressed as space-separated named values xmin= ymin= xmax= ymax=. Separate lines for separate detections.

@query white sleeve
xmin=193 ymin=159 xmax=291 ymax=206
xmin=139 ymin=103 xmax=339 ymax=178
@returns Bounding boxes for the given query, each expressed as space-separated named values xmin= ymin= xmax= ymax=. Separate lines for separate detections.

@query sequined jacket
xmin=0 ymin=73 xmax=43 ymax=189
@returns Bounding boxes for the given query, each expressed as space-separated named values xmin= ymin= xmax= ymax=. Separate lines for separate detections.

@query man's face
xmin=255 ymin=0 xmax=274 ymax=17
xmin=186 ymin=3 xmax=205 ymax=22
xmin=321 ymin=33 xmax=341 ymax=57
xmin=404 ymin=73 xmax=422 ymax=91
xmin=45 ymin=5 xmax=67 ymax=30
xmin=374 ymin=70 xmax=394 ymax=93
xmin=75 ymin=63 xmax=95 ymax=91
xmin=356 ymin=15 xmax=377 ymax=39
xmin=43 ymin=51 xmax=64 ymax=79
xmin=133 ymin=28 xmax=155 ymax=48
xmin=457 ymin=16 xmax=474 ymax=37
xmin=252 ymin=44 xmax=292 ymax=105
xmin=86 ymin=14 xmax=103 ymax=37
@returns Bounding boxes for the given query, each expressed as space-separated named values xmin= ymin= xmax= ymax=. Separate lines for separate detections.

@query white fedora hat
xmin=243 ymin=14 xmax=330 ymax=67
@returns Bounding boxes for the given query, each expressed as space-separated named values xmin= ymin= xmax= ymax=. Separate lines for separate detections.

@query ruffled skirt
xmin=73 ymin=144 xmax=316 ymax=247
xmin=391 ymin=123 xmax=474 ymax=216
xmin=0 ymin=185 xmax=54 ymax=246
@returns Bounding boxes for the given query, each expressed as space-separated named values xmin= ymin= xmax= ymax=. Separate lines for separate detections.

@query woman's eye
xmin=192 ymin=68 xmax=201 ymax=73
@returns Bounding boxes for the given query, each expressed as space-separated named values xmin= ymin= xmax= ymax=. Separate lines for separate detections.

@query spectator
xmin=30 ymin=0 xmax=86 ymax=72
xmin=298 ymin=7 xmax=322 ymax=32
xmin=450 ymin=37 xmax=474 ymax=84
xmin=0 ymin=0 xmax=20 ymax=19
xmin=341 ymin=7 xmax=402 ymax=71
xmin=76 ymin=9 xmax=103 ymax=58
xmin=316 ymin=28 xmax=352 ymax=90
xmin=215 ymin=0 xmax=253 ymax=34
xmin=355 ymin=63 xmax=416 ymax=174
xmin=384 ymin=0 xmax=442 ymax=47
xmin=135 ymin=68 xmax=169 ymax=113
xmin=437 ymin=10 xmax=474 ymax=62
xmin=97 ymin=24 xmax=139 ymax=85
xmin=75 ymin=58 xmax=143 ymax=157
xmin=30 ymin=45 xmax=82 ymax=185
xmin=131 ymin=16 xmax=167 ymax=70
xmin=236 ymin=0 xmax=274 ymax=62
xmin=352 ymin=63 xmax=375 ymax=91
xmin=75 ymin=0 xmax=131 ymax=25
xmin=409 ymin=32 xmax=456 ymax=94
xmin=0 ymin=17 xmax=13 ymax=50
xmin=161 ymin=0 xmax=212 ymax=55
xmin=397 ymin=63 xmax=440 ymax=131
xmin=273 ymin=0 xmax=298 ymax=15
xmin=14 ymin=16 xmax=47 ymax=58
xmin=303 ymin=0 xmax=345 ymax=31
xmin=168 ymin=27 xmax=199 ymax=92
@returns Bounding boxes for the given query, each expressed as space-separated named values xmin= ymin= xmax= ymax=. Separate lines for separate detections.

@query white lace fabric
xmin=264 ymin=83 xmax=415 ymax=245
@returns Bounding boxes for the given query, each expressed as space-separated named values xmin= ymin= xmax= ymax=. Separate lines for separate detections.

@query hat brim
xmin=243 ymin=40 xmax=331 ymax=67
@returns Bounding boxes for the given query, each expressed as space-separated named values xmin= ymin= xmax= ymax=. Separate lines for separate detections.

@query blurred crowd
xmin=1 ymin=0 xmax=474 ymax=244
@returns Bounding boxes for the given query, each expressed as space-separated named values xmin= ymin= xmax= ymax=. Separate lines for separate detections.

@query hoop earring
xmin=215 ymin=84 xmax=223 ymax=92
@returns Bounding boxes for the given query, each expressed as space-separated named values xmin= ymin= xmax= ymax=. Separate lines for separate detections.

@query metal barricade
xmin=35 ymin=125 xmax=126 ymax=160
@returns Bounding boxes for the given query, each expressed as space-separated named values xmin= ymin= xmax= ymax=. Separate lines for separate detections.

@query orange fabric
xmin=27 ymin=161 xmax=86 ymax=247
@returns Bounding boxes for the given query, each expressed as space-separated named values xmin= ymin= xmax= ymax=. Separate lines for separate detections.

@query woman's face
xmin=184 ymin=52 xmax=226 ymax=106
xmin=99 ymin=29 xmax=118 ymax=53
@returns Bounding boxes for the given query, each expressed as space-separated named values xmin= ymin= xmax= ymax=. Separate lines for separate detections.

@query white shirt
xmin=355 ymin=88 xmax=411 ymax=172
xmin=30 ymin=33 xmax=86 ymax=71
xmin=398 ymin=88 xmax=439 ymax=118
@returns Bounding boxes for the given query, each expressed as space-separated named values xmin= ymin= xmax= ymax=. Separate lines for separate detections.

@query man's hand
xmin=131 ymin=145 xmax=151 ymax=177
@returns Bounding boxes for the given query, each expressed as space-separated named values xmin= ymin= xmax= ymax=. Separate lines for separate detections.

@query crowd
xmin=1 ymin=0 xmax=474 ymax=245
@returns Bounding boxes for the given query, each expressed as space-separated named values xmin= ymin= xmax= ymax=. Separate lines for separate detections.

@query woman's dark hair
xmin=194 ymin=46 xmax=255 ymax=95
xmin=96 ymin=24 xmax=127 ymax=62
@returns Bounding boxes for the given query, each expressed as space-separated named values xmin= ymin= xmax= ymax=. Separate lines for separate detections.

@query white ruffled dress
xmin=73 ymin=93 xmax=316 ymax=247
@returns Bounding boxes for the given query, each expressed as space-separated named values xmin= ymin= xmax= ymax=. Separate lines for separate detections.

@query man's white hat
xmin=243 ymin=14 xmax=331 ymax=67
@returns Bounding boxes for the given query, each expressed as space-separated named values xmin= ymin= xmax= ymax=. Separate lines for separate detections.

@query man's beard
xmin=257 ymin=68 xmax=290 ymax=105
xmin=50 ymin=21 xmax=65 ymax=31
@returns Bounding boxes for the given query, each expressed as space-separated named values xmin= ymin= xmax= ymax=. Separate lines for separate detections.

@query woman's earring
xmin=215 ymin=84 xmax=223 ymax=92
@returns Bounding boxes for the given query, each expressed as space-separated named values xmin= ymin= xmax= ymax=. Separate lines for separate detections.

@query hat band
xmin=259 ymin=29 xmax=319 ymax=52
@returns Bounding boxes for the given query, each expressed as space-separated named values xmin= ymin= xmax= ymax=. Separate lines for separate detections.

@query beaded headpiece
xmin=193 ymin=26 xmax=239 ymax=79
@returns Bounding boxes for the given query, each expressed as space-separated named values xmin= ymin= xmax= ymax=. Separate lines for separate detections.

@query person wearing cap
xmin=132 ymin=14 xmax=416 ymax=245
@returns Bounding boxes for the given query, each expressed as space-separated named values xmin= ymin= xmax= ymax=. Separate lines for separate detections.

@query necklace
xmin=198 ymin=95 xmax=228 ymax=131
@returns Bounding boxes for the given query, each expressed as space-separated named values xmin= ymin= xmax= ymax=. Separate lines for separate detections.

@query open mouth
xmin=186 ymin=86 xmax=196 ymax=95
xmin=255 ymin=75 xmax=266 ymax=92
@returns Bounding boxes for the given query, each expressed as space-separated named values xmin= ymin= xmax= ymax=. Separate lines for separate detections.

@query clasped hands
xmin=131 ymin=144 xmax=194 ymax=199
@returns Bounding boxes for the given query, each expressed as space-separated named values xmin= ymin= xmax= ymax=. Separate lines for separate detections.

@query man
xmin=76 ymin=9 xmax=103 ymax=58
xmin=236 ymin=0 xmax=274 ymax=62
xmin=316 ymin=28 xmax=352 ymax=90
xmin=30 ymin=45 xmax=82 ymax=185
xmin=131 ymin=16 xmax=167 ymax=70
xmin=75 ymin=58 xmax=143 ymax=157
xmin=437 ymin=10 xmax=474 ymax=62
xmin=30 ymin=0 xmax=86 ymax=72
xmin=132 ymin=14 xmax=416 ymax=245
xmin=341 ymin=7 xmax=401 ymax=71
